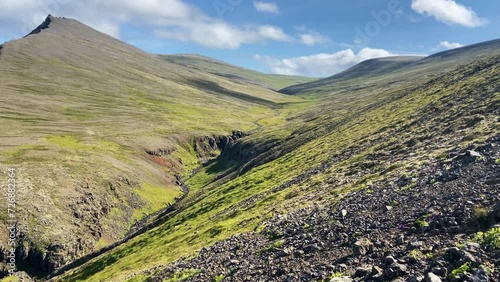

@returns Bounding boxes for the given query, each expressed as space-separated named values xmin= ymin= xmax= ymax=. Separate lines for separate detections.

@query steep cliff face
xmin=193 ymin=131 xmax=246 ymax=163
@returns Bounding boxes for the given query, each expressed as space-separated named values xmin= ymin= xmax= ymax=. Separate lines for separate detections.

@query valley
xmin=0 ymin=15 xmax=498 ymax=282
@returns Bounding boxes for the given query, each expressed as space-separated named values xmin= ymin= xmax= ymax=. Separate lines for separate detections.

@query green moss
xmin=0 ymin=277 xmax=19 ymax=282
xmin=2 ymin=144 xmax=47 ymax=160
xmin=408 ymin=250 xmax=423 ymax=260
xmin=46 ymin=135 xmax=90 ymax=150
xmin=125 ymin=274 xmax=149 ymax=282
xmin=165 ymin=268 xmax=201 ymax=282
xmin=450 ymin=262 xmax=472 ymax=279
xmin=273 ymin=239 xmax=285 ymax=248
xmin=473 ymin=227 xmax=500 ymax=251
xmin=133 ymin=183 xmax=181 ymax=219
xmin=415 ymin=219 xmax=430 ymax=229
xmin=212 ymin=274 xmax=225 ymax=282
xmin=330 ymin=272 xmax=348 ymax=279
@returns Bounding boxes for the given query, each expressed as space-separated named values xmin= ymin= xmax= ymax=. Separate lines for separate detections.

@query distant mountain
xmin=280 ymin=56 xmax=423 ymax=95
xmin=281 ymin=39 xmax=500 ymax=96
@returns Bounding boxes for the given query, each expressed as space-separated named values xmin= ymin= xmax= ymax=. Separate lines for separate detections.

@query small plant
xmin=273 ymin=239 xmax=285 ymax=249
xmin=258 ymin=239 xmax=286 ymax=253
xmin=424 ymin=250 xmax=441 ymax=260
xmin=455 ymin=242 xmax=467 ymax=249
xmin=473 ymin=227 xmax=500 ymax=251
xmin=480 ymin=262 xmax=495 ymax=275
xmin=266 ymin=230 xmax=281 ymax=240
xmin=303 ymin=223 xmax=311 ymax=229
xmin=408 ymin=249 xmax=423 ymax=260
xmin=415 ymin=219 xmax=429 ymax=229
xmin=495 ymin=158 xmax=500 ymax=164
xmin=330 ymin=271 xmax=347 ymax=279
xmin=401 ymin=183 xmax=415 ymax=191
xmin=449 ymin=263 xmax=472 ymax=279
xmin=471 ymin=206 xmax=489 ymax=228
xmin=212 ymin=274 xmax=225 ymax=282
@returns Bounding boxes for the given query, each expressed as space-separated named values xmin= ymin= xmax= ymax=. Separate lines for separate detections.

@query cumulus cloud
xmin=437 ymin=41 xmax=463 ymax=50
xmin=293 ymin=26 xmax=330 ymax=47
xmin=155 ymin=23 xmax=290 ymax=49
xmin=411 ymin=0 xmax=487 ymax=27
xmin=298 ymin=31 xmax=329 ymax=47
xmin=255 ymin=48 xmax=395 ymax=77
xmin=253 ymin=1 xmax=279 ymax=14
xmin=0 ymin=0 xmax=292 ymax=49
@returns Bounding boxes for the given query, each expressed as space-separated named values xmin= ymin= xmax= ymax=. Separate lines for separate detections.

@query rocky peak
xmin=25 ymin=14 xmax=55 ymax=37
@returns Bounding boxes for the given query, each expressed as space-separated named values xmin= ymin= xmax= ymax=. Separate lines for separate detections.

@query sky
xmin=0 ymin=0 xmax=498 ymax=77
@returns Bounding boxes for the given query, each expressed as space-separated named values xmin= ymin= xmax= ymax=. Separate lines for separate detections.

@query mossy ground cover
xmin=57 ymin=52 xmax=500 ymax=282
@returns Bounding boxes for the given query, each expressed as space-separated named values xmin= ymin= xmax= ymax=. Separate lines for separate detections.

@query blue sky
xmin=0 ymin=0 xmax=498 ymax=77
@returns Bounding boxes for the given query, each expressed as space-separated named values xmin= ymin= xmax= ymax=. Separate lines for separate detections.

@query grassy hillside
xmin=161 ymin=54 xmax=316 ymax=90
xmin=54 ymin=39 xmax=500 ymax=281
xmin=0 ymin=15 xmax=306 ymax=275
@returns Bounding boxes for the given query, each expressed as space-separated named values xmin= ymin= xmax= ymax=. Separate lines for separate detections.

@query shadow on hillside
xmin=185 ymin=78 xmax=277 ymax=107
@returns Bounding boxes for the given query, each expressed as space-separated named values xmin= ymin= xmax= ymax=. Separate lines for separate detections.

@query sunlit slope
xmin=57 ymin=43 xmax=500 ymax=281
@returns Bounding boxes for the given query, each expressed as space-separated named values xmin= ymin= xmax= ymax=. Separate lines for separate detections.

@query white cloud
xmin=258 ymin=25 xmax=289 ymax=41
xmin=155 ymin=22 xmax=290 ymax=49
xmin=0 ymin=0 xmax=292 ymax=49
xmin=253 ymin=1 xmax=279 ymax=14
xmin=294 ymin=26 xmax=330 ymax=47
xmin=437 ymin=41 xmax=463 ymax=50
xmin=298 ymin=31 xmax=329 ymax=47
xmin=411 ymin=0 xmax=487 ymax=27
xmin=255 ymin=48 xmax=395 ymax=77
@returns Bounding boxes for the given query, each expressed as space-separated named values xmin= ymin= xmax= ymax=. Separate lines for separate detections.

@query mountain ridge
xmin=280 ymin=39 xmax=500 ymax=96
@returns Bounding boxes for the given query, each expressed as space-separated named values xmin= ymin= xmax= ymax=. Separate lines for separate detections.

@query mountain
xmin=161 ymin=54 xmax=316 ymax=90
xmin=281 ymin=39 xmax=500 ymax=96
xmin=1 ymin=16 xmax=499 ymax=282
xmin=0 ymin=15 xmax=304 ymax=276
xmin=279 ymin=56 xmax=423 ymax=95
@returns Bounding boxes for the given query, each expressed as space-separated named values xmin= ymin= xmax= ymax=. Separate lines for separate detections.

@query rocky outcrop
xmin=193 ymin=131 xmax=246 ymax=163
xmin=25 ymin=15 xmax=53 ymax=37
xmin=15 ymin=242 xmax=66 ymax=273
